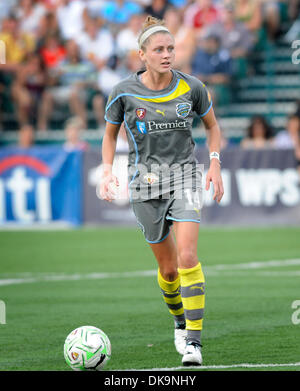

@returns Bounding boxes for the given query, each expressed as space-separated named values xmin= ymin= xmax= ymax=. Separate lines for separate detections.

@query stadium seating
xmin=0 ymin=4 xmax=299 ymax=148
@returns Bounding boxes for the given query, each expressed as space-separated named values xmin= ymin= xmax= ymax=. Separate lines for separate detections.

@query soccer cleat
xmin=182 ymin=342 xmax=203 ymax=366
xmin=174 ymin=321 xmax=187 ymax=355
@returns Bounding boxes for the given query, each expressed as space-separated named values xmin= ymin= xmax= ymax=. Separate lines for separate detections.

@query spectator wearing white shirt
xmin=16 ymin=0 xmax=46 ymax=37
xmin=92 ymin=65 xmax=122 ymax=128
xmin=56 ymin=0 xmax=87 ymax=40
xmin=76 ymin=16 xmax=114 ymax=69
xmin=115 ymin=14 xmax=143 ymax=57
xmin=75 ymin=16 xmax=115 ymax=128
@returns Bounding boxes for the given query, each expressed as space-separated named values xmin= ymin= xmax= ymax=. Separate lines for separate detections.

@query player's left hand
xmin=205 ymin=159 xmax=224 ymax=203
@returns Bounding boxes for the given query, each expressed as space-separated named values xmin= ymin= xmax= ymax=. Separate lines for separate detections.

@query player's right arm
xmin=99 ymin=122 xmax=121 ymax=202
xmin=100 ymin=81 xmax=125 ymax=201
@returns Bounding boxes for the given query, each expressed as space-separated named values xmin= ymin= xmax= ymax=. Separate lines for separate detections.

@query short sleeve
xmin=104 ymin=85 xmax=124 ymax=124
xmin=192 ymin=79 xmax=213 ymax=117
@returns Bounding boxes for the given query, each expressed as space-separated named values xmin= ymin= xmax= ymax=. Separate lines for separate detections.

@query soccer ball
xmin=64 ymin=325 xmax=111 ymax=371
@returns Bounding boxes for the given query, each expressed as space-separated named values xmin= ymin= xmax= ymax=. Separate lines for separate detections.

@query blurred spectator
xmin=38 ymin=0 xmax=58 ymax=10
xmin=274 ymin=113 xmax=300 ymax=178
xmin=18 ymin=123 xmax=35 ymax=148
xmin=169 ymin=0 xmax=188 ymax=7
xmin=0 ymin=73 xmax=7 ymax=129
xmin=184 ymin=0 xmax=220 ymax=38
xmin=204 ymin=3 xmax=254 ymax=59
xmin=40 ymin=33 xmax=66 ymax=69
xmin=220 ymin=130 xmax=229 ymax=150
xmin=93 ymin=59 xmax=121 ymax=127
xmin=100 ymin=0 xmax=142 ymax=25
xmin=191 ymin=34 xmax=232 ymax=105
xmin=241 ymin=115 xmax=274 ymax=149
xmin=15 ymin=0 xmax=47 ymax=38
xmin=285 ymin=2 xmax=300 ymax=42
xmin=203 ymin=2 xmax=254 ymax=78
xmin=84 ymin=0 xmax=106 ymax=18
xmin=116 ymin=14 xmax=143 ymax=57
xmin=0 ymin=0 xmax=18 ymax=23
xmin=97 ymin=63 xmax=123 ymax=99
xmin=11 ymin=53 xmax=47 ymax=127
xmin=260 ymin=0 xmax=283 ymax=40
xmin=37 ymin=39 xmax=97 ymax=130
xmin=0 ymin=14 xmax=35 ymax=73
xmin=116 ymin=50 xmax=144 ymax=80
xmin=288 ymin=0 xmax=300 ymax=21
xmin=94 ymin=50 xmax=144 ymax=127
xmin=274 ymin=115 xmax=300 ymax=149
xmin=36 ymin=11 xmax=60 ymax=49
xmin=63 ymin=116 xmax=89 ymax=151
xmin=75 ymin=16 xmax=114 ymax=69
xmin=292 ymin=99 xmax=300 ymax=119
xmin=164 ymin=7 xmax=196 ymax=73
xmin=144 ymin=0 xmax=171 ymax=19
xmin=234 ymin=0 xmax=262 ymax=33
xmin=56 ymin=0 xmax=87 ymax=40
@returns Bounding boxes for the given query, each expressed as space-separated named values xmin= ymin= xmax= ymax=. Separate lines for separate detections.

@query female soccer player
xmin=99 ymin=16 xmax=224 ymax=366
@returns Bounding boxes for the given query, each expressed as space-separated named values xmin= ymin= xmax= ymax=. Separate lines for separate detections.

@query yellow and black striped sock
xmin=157 ymin=269 xmax=185 ymax=325
xmin=178 ymin=262 xmax=205 ymax=345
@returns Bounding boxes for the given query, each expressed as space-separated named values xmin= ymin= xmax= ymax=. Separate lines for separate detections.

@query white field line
xmin=0 ymin=270 xmax=157 ymax=286
xmin=207 ymin=258 xmax=300 ymax=270
xmin=115 ymin=362 xmax=300 ymax=371
xmin=0 ymin=259 xmax=300 ymax=287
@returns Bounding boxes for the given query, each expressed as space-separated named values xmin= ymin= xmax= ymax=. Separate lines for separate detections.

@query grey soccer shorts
xmin=131 ymin=189 xmax=202 ymax=243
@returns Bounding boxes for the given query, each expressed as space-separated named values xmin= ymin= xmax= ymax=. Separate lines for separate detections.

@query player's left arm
xmin=202 ymin=107 xmax=224 ymax=203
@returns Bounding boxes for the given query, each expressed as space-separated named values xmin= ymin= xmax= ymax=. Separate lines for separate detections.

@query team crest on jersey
xmin=136 ymin=108 xmax=146 ymax=119
xmin=143 ymin=172 xmax=159 ymax=185
xmin=136 ymin=121 xmax=147 ymax=134
xmin=176 ymin=103 xmax=191 ymax=118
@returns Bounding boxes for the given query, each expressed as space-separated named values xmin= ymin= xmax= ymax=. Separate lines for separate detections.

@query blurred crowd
xmin=0 ymin=0 xmax=300 ymax=164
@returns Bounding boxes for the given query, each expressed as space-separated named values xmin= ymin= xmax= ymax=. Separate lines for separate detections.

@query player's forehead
xmin=147 ymin=32 xmax=174 ymax=48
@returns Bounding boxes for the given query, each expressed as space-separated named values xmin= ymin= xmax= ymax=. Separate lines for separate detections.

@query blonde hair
xmin=138 ymin=15 xmax=169 ymax=51
xmin=64 ymin=116 xmax=84 ymax=130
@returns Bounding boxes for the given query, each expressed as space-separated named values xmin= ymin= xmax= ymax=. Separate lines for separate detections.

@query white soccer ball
xmin=64 ymin=325 xmax=111 ymax=371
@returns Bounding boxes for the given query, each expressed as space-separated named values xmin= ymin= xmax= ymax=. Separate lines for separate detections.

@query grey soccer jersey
xmin=105 ymin=69 xmax=212 ymax=202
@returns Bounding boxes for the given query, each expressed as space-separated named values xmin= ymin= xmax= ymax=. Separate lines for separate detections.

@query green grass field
xmin=0 ymin=226 xmax=300 ymax=371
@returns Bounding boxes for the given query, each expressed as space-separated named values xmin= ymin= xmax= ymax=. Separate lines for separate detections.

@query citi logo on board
xmin=0 ymin=155 xmax=52 ymax=223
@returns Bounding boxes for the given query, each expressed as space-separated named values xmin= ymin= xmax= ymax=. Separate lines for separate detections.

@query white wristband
xmin=209 ymin=152 xmax=220 ymax=162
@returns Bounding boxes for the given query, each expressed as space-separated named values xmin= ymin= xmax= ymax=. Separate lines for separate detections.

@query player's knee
xmin=160 ymin=267 xmax=178 ymax=282
xmin=177 ymin=249 xmax=198 ymax=269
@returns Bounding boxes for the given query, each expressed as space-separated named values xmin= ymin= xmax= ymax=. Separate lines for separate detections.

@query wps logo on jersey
xmin=136 ymin=108 xmax=146 ymax=120
xmin=136 ymin=121 xmax=147 ymax=134
xmin=176 ymin=103 xmax=191 ymax=119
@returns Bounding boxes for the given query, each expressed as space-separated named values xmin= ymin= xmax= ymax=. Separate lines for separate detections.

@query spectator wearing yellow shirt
xmin=0 ymin=15 xmax=35 ymax=72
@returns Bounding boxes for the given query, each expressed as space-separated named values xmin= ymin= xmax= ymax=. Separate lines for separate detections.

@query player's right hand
xmin=97 ymin=173 xmax=119 ymax=202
